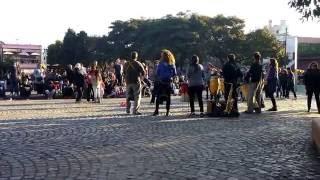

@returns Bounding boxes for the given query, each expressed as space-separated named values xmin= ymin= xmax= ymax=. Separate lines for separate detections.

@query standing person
xmin=244 ymin=52 xmax=264 ymax=114
xmin=279 ymin=68 xmax=288 ymax=99
xmin=74 ymin=66 xmax=85 ymax=102
xmin=153 ymin=49 xmax=177 ymax=116
xmin=286 ymin=67 xmax=297 ymax=99
xmin=123 ymin=51 xmax=146 ymax=115
xmin=187 ymin=55 xmax=205 ymax=117
xmin=266 ymin=58 xmax=279 ymax=111
xmin=114 ymin=59 xmax=123 ymax=86
xmin=205 ymin=63 xmax=214 ymax=100
xmin=304 ymin=63 xmax=320 ymax=113
xmin=9 ymin=63 xmax=20 ymax=100
xmin=222 ymin=54 xmax=242 ymax=116
xmin=87 ymin=65 xmax=97 ymax=102
xmin=150 ymin=60 xmax=160 ymax=104
xmin=93 ymin=70 xmax=103 ymax=103
xmin=65 ymin=64 xmax=74 ymax=84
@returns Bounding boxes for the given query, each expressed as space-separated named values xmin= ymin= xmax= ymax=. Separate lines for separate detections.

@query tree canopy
xmin=289 ymin=0 xmax=320 ymax=19
xmin=47 ymin=13 xmax=284 ymax=67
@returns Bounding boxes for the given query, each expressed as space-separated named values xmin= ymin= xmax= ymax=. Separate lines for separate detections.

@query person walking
xmin=304 ymin=63 xmax=320 ymax=113
xmin=123 ymin=51 xmax=146 ymax=115
xmin=266 ymin=58 xmax=279 ymax=111
xmin=187 ymin=55 xmax=205 ymax=117
xmin=153 ymin=49 xmax=177 ymax=116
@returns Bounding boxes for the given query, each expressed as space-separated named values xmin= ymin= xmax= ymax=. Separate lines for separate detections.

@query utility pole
xmin=284 ymin=27 xmax=288 ymax=67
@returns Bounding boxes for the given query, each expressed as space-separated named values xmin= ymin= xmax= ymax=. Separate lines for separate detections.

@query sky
xmin=0 ymin=0 xmax=319 ymax=47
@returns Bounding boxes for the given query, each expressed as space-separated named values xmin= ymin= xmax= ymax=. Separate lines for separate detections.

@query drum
xmin=209 ymin=76 xmax=219 ymax=96
xmin=240 ymin=83 xmax=249 ymax=100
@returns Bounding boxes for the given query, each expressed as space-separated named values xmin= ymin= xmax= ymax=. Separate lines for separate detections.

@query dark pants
xmin=188 ymin=85 xmax=204 ymax=113
xmin=150 ymin=81 xmax=159 ymax=103
xmin=224 ymin=83 xmax=238 ymax=112
xmin=307 ymin=90 xmax=320 ymax=112
xmin=280 ymin=82 xmax=287 ymax=98
xmin=155 ymin=82 xmax=171 ymax=113
xmin=116 ymin=74 xmax=122 ymax=86
xmin=76 ymin=86 xmax=83 ymax=101
xmin=286 ymin=83 xmax=297 ymax=98
xmin=87 ymin=84 xmax=94 ymax=101
xmin=267 ymin=90 xmax=277 ymax=108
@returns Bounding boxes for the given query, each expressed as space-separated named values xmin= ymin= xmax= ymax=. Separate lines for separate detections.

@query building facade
xmin=0 ymin=43 xmax=42 ymax=73
xmin=266 ymin=20 xmax=320 ymax=70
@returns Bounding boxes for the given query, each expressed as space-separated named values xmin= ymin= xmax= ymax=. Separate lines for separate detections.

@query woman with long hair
xmin=187 ymin=55 xmax=205 ymax=117
xmin=266 ymin=58 xmax=279 ymax=111
xmin=153 ymin=49 xmax=177 ymax=116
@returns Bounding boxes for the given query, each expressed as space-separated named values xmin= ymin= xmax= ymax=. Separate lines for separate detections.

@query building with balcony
xmin=0 ymin=42 xmax=42 ymax=73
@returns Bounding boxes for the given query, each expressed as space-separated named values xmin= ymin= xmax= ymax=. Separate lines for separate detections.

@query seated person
xmin=62 ymin=79 xmax=74 ymax=98
xmin=104 ymin=72 xmax=117 ymax=97
xmin=44 ymin=81 xmax=56 ymax=99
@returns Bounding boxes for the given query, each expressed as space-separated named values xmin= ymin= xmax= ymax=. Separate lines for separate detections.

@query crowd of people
xmin=2 ymin=49 xmax=320 ymax=116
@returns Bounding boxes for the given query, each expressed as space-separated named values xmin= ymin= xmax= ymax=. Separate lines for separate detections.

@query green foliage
xmin=241 ymin=28 xmax=285 ymax=65
xmin=289 ymin=0 xmax=320 ymax=19
xmin=47 ymin=13 xmax=284 ymax=68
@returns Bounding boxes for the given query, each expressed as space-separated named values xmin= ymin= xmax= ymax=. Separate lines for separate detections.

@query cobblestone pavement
xmin=0 ymin=96 xmax=320 ymax=179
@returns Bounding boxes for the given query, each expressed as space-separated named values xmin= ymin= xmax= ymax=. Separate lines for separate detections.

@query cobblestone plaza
xmin=0 ymin=97 xmax=319 ymax=179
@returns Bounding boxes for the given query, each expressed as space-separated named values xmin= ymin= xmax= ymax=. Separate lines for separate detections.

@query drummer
xmin=222 ymin=54 xmax=243 ymax=116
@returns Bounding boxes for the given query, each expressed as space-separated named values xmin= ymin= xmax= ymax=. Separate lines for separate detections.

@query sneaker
xmin=153 ymin=111 xmax=159 ymax=116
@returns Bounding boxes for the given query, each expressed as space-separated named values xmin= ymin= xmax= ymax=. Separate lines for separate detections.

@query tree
xmin=241 ymin=28 xmax=285 ymax=65
xmin=47 ymin=13 xmax=284 ymax=68
xmin=61 ymin=29 xmax=78 ymax=65
xmin=289 ymin=0 xmax=320 ymax=19
xmin=47 ymin=40 xmax=62 ymax=64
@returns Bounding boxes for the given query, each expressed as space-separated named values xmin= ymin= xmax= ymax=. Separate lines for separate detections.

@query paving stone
xmin=0 ymin=97 xmax=319 ymax=179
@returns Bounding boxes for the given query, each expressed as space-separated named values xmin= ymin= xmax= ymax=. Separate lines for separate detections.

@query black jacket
xmin=304 ymin=69 xmax=320 ymax=91
xmin=222 ymin=61 xmax=242 ymax=84
xmin=245 ymin=62 xmax=263 ymax=83
xmin=74 ymin=69 xmax=85 ymax=87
